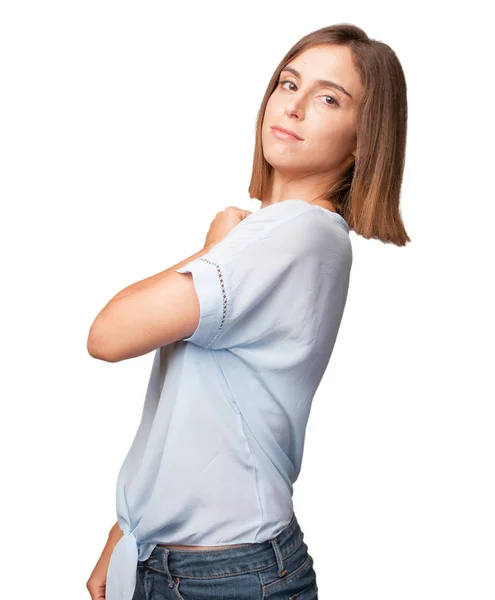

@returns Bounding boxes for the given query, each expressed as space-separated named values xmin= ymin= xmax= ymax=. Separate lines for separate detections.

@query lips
xmin=271 ymin=125 xmax=303 ymax=141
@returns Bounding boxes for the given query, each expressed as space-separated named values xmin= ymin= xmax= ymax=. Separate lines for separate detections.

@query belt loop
xmin=270 ymin=538 xmax=287 ymax=577
xmin=161 ymin=549 xmax=175 ymax=588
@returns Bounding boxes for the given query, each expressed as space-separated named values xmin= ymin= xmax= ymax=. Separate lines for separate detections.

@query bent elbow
xmin=87 ymin=320 xmax=121 ymax=363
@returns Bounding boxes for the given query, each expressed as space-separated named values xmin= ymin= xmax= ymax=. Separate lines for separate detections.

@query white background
xmin=1 ymin=1 xmax=494 ymax=599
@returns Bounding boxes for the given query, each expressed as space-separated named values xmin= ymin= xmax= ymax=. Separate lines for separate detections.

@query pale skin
xmin=86 ymin=44 xmax=364 ymax=598
xmin=261 ymin=43 xmax=363 ymax=210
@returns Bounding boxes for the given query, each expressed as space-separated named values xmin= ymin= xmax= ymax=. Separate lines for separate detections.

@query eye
xmin=278 ymin=78 xmax=297 ymax=93
xmin=322 ymin=94 xmax=339 ymax=107
xmin=277 ymin=79 xmax=339 ymax=107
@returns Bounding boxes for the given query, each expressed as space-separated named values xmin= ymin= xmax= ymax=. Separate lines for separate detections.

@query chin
xmin=261 ymin=131 xmax=302 ymax=170
xmin=265 ymin=140 xmax=301 ymax=160
xmin=263 ymin=156 xmax=303 ymax=175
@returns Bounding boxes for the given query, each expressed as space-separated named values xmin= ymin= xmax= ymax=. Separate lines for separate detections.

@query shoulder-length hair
xmin=248 ymin=24 xmax=411 ymax=246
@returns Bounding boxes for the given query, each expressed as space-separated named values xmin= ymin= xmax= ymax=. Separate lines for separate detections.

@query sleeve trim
xmin=174 ymin=256 xmax=228 ymax=349
xmin=199 ymin=257 xmax=228 ymax=348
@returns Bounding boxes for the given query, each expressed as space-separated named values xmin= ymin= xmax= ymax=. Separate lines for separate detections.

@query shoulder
xmin=207 ymin=200 xmax=350 ymax=265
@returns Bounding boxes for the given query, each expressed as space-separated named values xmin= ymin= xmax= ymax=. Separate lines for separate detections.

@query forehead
xmin=285 ymin=45 xmax=362 ymax=101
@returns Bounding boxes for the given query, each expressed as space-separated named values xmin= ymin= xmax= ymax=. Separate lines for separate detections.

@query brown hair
xmin=248 ymin=24 xmax=411 ymax=246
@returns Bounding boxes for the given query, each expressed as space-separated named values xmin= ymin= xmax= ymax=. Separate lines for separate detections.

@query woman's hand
xmin=204 ymin=206 xmax=252 ymax=249
xmin=86 ymin=524 xmax=124 ymax=599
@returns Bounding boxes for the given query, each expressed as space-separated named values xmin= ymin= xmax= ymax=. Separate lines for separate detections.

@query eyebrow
xmin=280 ymin=66 xmax=353 ymax=99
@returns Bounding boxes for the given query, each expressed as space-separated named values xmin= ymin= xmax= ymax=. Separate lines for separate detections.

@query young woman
xmin=86 ymin=23 xmax=409 ymax=600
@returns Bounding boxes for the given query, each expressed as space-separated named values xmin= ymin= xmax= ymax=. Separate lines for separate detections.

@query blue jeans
xmin=132 ymin=512 xmax=318 ymax=599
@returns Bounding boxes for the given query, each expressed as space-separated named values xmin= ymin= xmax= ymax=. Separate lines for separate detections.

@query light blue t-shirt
xmin=106 ymin=199 xmax=352 ymax=600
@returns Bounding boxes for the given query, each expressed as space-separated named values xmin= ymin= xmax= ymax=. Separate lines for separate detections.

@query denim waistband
xmin=141 ymin=512 xmax=304 ymax=583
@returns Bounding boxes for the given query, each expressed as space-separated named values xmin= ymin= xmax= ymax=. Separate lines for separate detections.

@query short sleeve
xmin=174 ymin=207 xmax=352 ymax=350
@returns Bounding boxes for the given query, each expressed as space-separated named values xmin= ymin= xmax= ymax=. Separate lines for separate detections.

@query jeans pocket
xmin=167 ymin=572 xmax=262 ymax=599
xmin=258 ymin=540 xmax=308 ymax=590
xmin=259 ymin=552 xmax=317 ymax=600
xmin=290 ymin=579 xmax=318 ymax=600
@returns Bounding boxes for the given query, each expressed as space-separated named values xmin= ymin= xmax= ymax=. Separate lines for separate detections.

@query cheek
xmin=261 ymin=101 xmax=281 ymax=145
xmin=312 ymin=118 xmax=355 ymax=152
xmin=262 ymin=98 xmax=276 ymax=129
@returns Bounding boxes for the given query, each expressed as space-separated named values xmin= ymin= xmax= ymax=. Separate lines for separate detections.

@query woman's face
xmin=261 ymin=44 xmax=363 ymax=183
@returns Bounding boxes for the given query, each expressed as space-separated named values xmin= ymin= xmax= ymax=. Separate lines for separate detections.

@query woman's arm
xmin=87 ymin=206 xmax=251 ymax=363
xmin=109 ymin=520 xmax=124 ymax=540
xmin=86 ymin=521 xmax=124 ymax=599
xmin=87 ymin=244 xmax=214 ymax=362
xmin=99 ymin=244 xmax=215 ymax=305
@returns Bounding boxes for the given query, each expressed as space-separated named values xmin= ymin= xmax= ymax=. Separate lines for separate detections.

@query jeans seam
xmin=261 ymin=553 xmax=311 ymax=594
xmin=256 ymin=569 xmax=266 ymax=599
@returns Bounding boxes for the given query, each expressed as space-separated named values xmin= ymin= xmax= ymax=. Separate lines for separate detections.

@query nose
xmin=284 ymin=96 xmax=305 ymax=119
